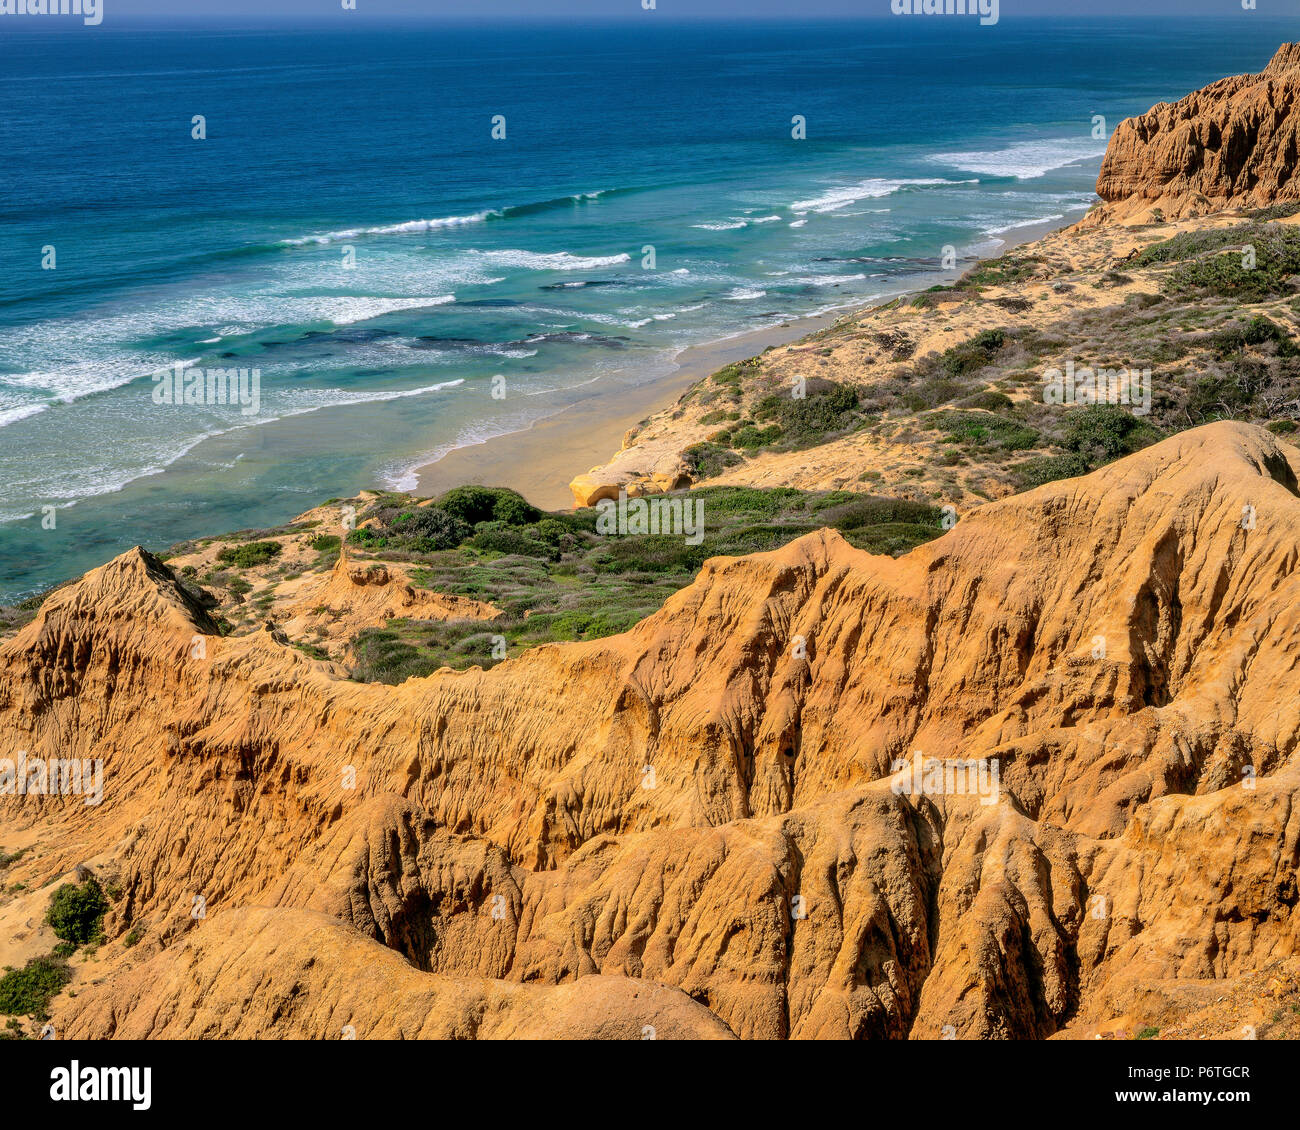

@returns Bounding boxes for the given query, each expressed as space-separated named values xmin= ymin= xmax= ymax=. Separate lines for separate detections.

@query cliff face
xmin=3 ymin=422 xmax=1300 ymax=1039
xmin=1089 ymin=43 xmax=1300 ymax=223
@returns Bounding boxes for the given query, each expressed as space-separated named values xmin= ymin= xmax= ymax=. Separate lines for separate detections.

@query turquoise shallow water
xmin=0 ymin=16 xmax=1292 ymax=599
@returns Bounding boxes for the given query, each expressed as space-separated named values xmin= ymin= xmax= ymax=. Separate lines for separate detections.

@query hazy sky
xmin=68 ymin=0 xmax=1271 ymax=21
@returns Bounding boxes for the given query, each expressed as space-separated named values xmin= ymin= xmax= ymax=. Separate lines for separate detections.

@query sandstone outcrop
xmin=569 ymin=423 xmax=696 ymax=507
xmin=1088 ymin=43 xmax=1300 ymax=224
xmin=278 ymin=548 xmax=500 ymax=657
xmin=2 ymin=422 xmax=1299 ymax=1038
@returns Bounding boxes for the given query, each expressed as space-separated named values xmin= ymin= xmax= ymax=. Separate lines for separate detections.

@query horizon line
xmin=0 ymin=11 xmax=1278 ymax=25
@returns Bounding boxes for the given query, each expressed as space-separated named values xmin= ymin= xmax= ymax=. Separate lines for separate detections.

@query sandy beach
xmin=412 ymin=213 xmax=1079 ymax=510
xmin=413 ymin=308 xmax=853 ymax=509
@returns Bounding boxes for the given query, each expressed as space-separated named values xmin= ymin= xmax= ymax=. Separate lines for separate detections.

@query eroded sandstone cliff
xmin=1089 ymin=43 xmax=1300 ymax=223
xmin=1 ymin=421 xmax=1298 ymax=1038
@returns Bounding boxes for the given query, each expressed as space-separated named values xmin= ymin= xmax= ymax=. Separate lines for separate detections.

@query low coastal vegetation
xmin=345 ymin=484 xmax=941 ymax=682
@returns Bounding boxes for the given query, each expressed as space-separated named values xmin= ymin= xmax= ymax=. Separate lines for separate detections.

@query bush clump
xmin=939 ymin=329 xmax=1007 ymax=378
xmin=391 ymin=507 xmax=472 ymax=551
xmin=467 ymin=528 xmax=551 ymax=558
xmin=752 ymin=383 xmax=861 ymax=449
xmin=216 ymin=541 xmax=282 ymax=569
xmin=0 ymin=957 xmax=72 ymax=1018
xmin=45 ymin=877 xmax=108 ymax=947
xmin=1211 ymin=314 xmax=1298 ymax=357
xmin=933 ymin=410 xmax=1039 ymax=451
xmin=1061 ymin=404 xmax=1158 ymax=461
xmin=435 ymin=486 xmax=541 ymax=528
xmin=1013 ymin=452 xmax=1093 ymax=489
xmin=682 ymin=442 xmax=742 ymax=480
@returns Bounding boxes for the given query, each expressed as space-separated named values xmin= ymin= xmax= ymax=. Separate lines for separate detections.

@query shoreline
xmin=410 ymin=209 xmax=1088 ymax=510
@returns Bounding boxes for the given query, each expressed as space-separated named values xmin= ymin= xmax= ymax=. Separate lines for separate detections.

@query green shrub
xmin=752 ymin=383 xmax=861 ymax=449
xmin=592 ymin=535 xmax=708 ymax=575
xmin=731 ymin=424 xmax=783 ymax=449
xmin=1132 ymin=227 xmax=1254 ymax=266
xmin=351 ymin=630 xmax=439 ymax=684
xmin=711 ymin=358 xmax=759 ymax=388
xmin=934 ymin=411 xmax=1039 ymax=451
xmin=939 ymin=329 xmax=1007 ymax=378
xmin=217 ymin=541 xmax=282 ymax=569
xmin=308 ymin=534 xmax=341 ymax=552
xmin=548 ymin=611 xmax=594 ymax=640
xmin=682 ymin=442 xmax=742 ymax=480
xmin=695 ymin=486 xmax=807 ymax=519
xmin=1144 ymin=224 xmax=1300 ymax=299
xmin=0 ymin=957 xmax=71 ymax=1018
xmin=468 ymin=528 xmax=551 ymax=558
xmin=45 ymin=878 xmax=108 ymax=946
xmin=899 ymin=377 xmax=964 ymax=412
xmin=1211 ymin=314 xmax=1298 ymax=357
xmin=436 ymin=486 xmax=541 ymax=527
xmin=392 ymin=507 xmax=472 ymax=551
xmin=1185 ymin=374 xmax=1256 ymax=420
xmin=823 ymin=497 xmax=940 ymax=531
xmin=534 ymin=518 xmax=572 ymax=547
xmin=1061 ymin=405 xmax=1157 ymax=461
xmin=960 ymin=390 xmax=1015 ymax=411
xmin=958 ymin=255 xmax=1043 ymax=288
xmin=1246 ymin=202 xmax=1300 ymax=221
xmin=1013 ymin=453 xmax=1093 ymax=489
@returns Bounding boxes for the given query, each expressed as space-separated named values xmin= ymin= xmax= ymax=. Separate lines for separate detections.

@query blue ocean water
xmin=0 ymin=16 xmax=1292 ymax=600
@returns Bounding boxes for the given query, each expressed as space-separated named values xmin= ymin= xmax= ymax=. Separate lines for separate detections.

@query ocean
xmin=0 ymin=15 xmax=1292 ymax=601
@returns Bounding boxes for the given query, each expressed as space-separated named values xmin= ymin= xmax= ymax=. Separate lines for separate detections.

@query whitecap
xmin=928 ymin=138 xmax=1109 ymax=180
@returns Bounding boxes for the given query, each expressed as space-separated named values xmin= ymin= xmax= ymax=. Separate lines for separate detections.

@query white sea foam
xmin=983 ymin=212 xmax=1065 ymax=235
xmin=472 ymin=249 xmax=632 ymax=271
xmin=1 ymin=356 xmax=201 ymax=405
xmin=929 ymin=138 xmax=1108 ymax=180
xmin=0 ymin=403 xmax=48 ymax=429
xmin=791 ymin=178 xmax=950 ymax=214
xmin=792 ymin=273 xmax=869 ymax=286
xmin=279 ymin=212 xmax=497 ymax=246
xmin=0 ymin=379 xmax=468 ymax=523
